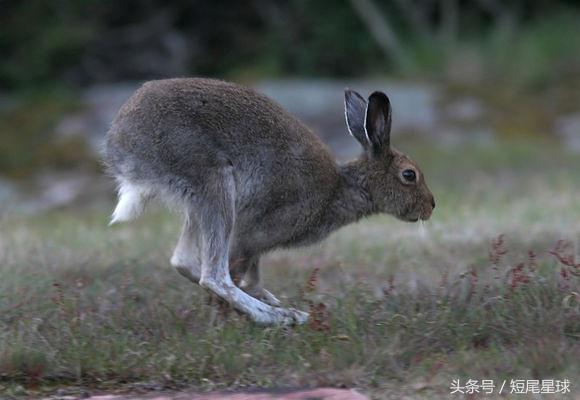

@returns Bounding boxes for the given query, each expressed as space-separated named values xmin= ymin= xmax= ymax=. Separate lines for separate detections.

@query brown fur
xmin=104 ymin=78 xmax=435 ymax=325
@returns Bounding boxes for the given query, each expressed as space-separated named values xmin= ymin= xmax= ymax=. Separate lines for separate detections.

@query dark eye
xmin=402 ymin=169 xmax=416 ymax=182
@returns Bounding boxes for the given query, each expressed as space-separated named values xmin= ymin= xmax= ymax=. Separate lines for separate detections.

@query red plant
xmin=305 ymin=266 xmax=320 ymax=294
xmin=549 ymin=240 xmax=579 ymax=291
xmin=301 ymin=266 xmax=331 ymax=332
xmin=509 ymin=262 xmax=530 ymax=289
xmin=468 ymin=268 xmax=478 ymax=298
xmin=549 ymin=240 xmax=580 ymax=268
xmin=489 ymin=234 xmax=508 ymax=266
xmin=308 ymin=302 xmax=331 ymax=332
xmin=528 ymin=250 xmax=537 ymax=272
xmin=51 ymin=282 xmax=65 ymax=308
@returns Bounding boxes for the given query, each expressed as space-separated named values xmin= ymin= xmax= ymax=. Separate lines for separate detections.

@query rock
xmin=436 ymin=126 xmax=495 ymax=148
xmin=3 ymin=172 xmax=112 ymax=215
xmin=54 ymin=84 xmax=138 ymax=152
xmin=45 ymin=388 xmax=369 ymax=400
xmin=0 ymin=178 xmax=19 ymax=214
xmin=18 ymin=173 xmax=91 ymax=214
xmin=129 ymin=381 xmax=168 ymax=392
xmin=183 ymin=388 xmax=369 ymax=400
xmin=54 ymin=80 xmax=439 ymax=163
xmin=255 ymin=79 xmax=439 ymax=160
xmin=444 ymin=97 xmax=485 ymax=122
xmin=554 ymin=113 xmax=580 ymax=151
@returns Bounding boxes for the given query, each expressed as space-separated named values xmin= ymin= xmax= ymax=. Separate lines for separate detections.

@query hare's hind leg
xmin=171 ymin=212 xmax=202 ymax=283
xmin=196 ymin=167 xmax=308 ymax=326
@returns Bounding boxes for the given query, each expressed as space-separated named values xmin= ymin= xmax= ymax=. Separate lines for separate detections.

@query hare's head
xmin=345 ymin=89 xmax=435 ymax=222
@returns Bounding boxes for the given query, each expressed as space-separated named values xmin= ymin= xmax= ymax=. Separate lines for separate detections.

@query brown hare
xmin=105 ymin=78 xmax=435 ymax=326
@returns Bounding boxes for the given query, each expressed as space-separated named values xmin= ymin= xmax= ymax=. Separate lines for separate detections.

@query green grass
xmin=0 ymin=141 xmax=579 ymax=399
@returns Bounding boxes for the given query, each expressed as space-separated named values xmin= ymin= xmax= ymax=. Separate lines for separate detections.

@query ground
xmin=0 ymin=139 xmax=579 ymax=399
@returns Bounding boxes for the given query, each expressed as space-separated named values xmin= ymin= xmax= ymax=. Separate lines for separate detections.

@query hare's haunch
xmin=105 ymin=78 xmax=435 ymax=326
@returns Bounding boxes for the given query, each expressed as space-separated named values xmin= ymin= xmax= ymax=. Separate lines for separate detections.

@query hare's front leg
xmin=230 ymin=256 xmax=281 ymax=307
xmin=196 ymin=167 xmax=308 ymax=326
xmin=241 ymin=259 xmax=282 ymax=307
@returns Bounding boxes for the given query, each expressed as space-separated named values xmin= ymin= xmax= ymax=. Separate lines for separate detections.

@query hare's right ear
xmin=344 ymin=89 xmax=370 ymax=148
xmin=364 ymin=91 xmax=392 ymax=155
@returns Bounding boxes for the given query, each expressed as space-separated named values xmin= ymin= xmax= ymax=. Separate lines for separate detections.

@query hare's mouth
xmin=397 ymin=207 xmax=429 ymax=223
xmin=404 ymin=212 xmax=431 ymax=223
xmin=398 ymin=214 xmax=419 ymax=223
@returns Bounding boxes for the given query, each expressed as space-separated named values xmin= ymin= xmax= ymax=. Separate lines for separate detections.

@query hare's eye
xmin=402 ymin=169 xmax=416 ymax=182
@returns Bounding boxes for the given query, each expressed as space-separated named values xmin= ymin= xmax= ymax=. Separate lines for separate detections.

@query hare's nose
xmin=430 ymin=197 xmax=436 ymax=209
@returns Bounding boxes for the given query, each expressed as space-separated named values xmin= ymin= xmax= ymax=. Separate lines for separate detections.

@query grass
xmin=0 ymin=140 xmax=579 ymax=399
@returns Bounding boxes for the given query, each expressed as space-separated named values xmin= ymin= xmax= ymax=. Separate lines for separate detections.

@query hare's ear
xmin=344 ymin=89 xmax=370 ymax=148
xmin=365 ymin=91 xmax=392 ymax=154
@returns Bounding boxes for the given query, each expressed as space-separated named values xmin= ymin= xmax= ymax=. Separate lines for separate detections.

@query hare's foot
xmin=205 ymin=292 xmax=239 ymax=323
xmin=241 ymin=284 xmax=282 ymax=307
xmin=282 ymin=307 xmax=309 ymax=325
xmin=201 ymin=277 xmax=308 ymax=326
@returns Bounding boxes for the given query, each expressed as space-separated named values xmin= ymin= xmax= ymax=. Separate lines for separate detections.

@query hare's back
xmin=105 ymin=78 xmax=338 ymax=197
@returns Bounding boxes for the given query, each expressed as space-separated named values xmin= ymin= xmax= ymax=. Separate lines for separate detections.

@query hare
xmin=105 ymin=78 xmax=435 ymax=326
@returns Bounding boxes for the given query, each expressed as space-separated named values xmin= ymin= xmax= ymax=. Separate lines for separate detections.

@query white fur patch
xmin=109 ymin=179 xmax=152 ymax=225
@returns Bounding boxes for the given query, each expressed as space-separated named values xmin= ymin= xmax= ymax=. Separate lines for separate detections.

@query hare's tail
xmin=109 ymin=177 xmax=153 ymax=225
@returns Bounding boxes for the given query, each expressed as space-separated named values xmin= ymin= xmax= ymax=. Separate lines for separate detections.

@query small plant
xmin=298 ymin=266 xmax=331 ymax=333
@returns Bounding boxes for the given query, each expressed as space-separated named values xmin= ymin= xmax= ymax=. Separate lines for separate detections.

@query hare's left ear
xmin=365 ymin=91 xmax=392 ymax=154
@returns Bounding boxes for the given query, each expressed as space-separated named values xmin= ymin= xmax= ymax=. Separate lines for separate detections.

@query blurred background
xmin=1 ymin=3 xmax=580 ymax=396
xmin=0 ymin=0 xmax=579 ymax=213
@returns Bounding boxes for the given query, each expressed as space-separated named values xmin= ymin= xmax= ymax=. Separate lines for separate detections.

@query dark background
xmin=1 ymin=0 xmax=579 ymax=211
xmin=2 ymin=0 xmax=580 ymax=89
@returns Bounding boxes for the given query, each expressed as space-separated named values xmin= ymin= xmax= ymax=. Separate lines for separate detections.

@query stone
xmin=44 ymin=388 xmax=369 ymax=400
xmin=555 ymin=113 xmax=580 ymax=151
